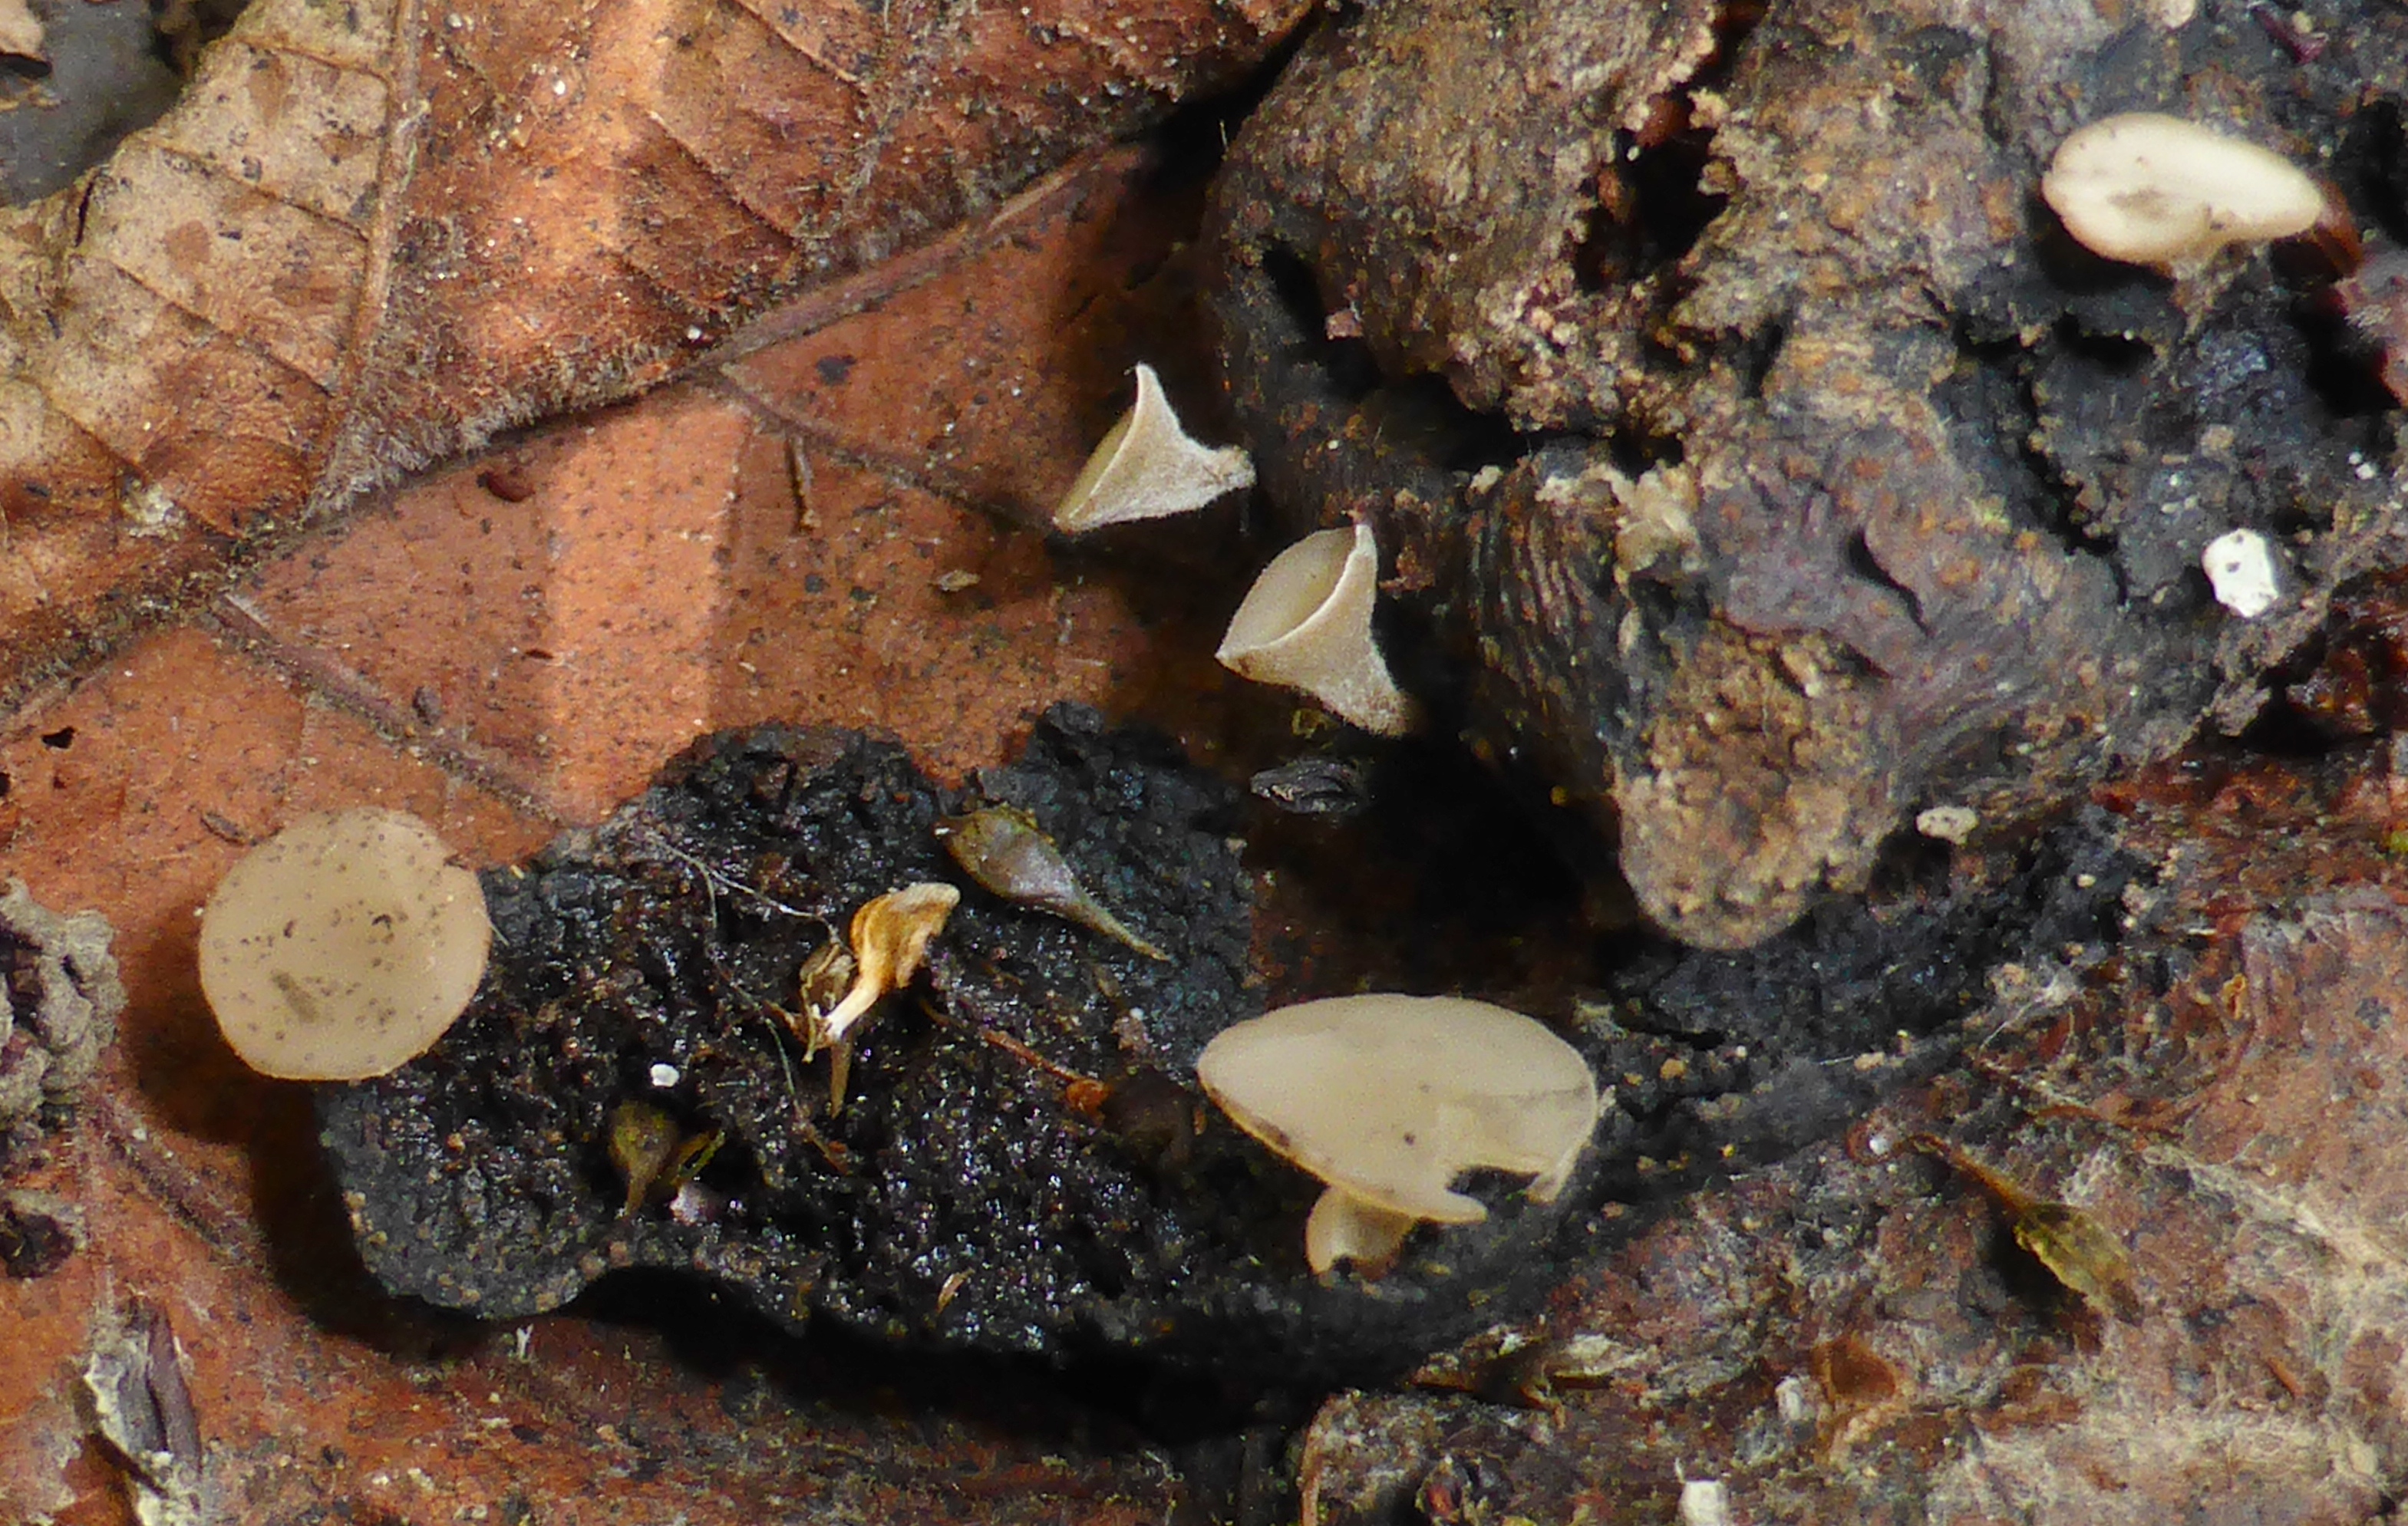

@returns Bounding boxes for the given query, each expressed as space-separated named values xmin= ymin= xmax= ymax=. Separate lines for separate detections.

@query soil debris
xmin=320 ymin=699 xmax=2146 ymax=1380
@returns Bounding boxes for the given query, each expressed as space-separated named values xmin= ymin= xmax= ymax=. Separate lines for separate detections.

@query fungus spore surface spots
xmin=199 ymin=808 xmax=492 ymax=1080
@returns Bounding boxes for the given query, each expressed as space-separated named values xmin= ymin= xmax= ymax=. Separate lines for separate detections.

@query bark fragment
xmin=1206 ymin=0 xmax=2408 ymax=948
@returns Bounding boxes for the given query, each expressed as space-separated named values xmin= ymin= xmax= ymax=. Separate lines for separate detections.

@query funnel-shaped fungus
xmin=198 ymin=809 xmax=491 ymax=1081
xmin=1216 ymin=522 xmax=1417 ymax=736
xmin=1053 ymin=363 xmax=1256 ymax=533
xmin=2042 ymin=113 xmax=2324 ymax=271
xmin=1197 ymin=994 xmax=1600 ymax=1274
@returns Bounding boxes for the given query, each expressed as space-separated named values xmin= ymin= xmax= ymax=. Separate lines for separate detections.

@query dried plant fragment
xmin=2012 ymin=1201 xmax=2140 ymax=1316
xmin=609 ymin=1101 xmax=722 ymax=1218
xmin=1914 ymin=1135 xmax=2138 ymax=1317
xmin=609 ymin=1100 xmax=682 ymax=1218
xmin=938 ymin=804 xmax=1168 ymax=960
xmin=797 ymin=938 xmax=856 ymax=1029
xmin=84 ymin=1298 xmax=204 ymax=1526
xmin=1052 ymin=362 xmax=1256 ymax=532
xmin=1249 ymin=753 xmax=1373 ymax=817
xmin=800 ymin=882 xmax=959 ymax=1107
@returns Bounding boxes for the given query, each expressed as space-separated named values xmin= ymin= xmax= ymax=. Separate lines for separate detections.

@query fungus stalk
xmin=937 ymin=804 xmax=1166 ymax=960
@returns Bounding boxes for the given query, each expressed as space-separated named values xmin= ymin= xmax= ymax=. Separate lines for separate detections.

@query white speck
xmin=648 ymin=1062 xmax=681 ymax=1089
xmin=1915 ymin=804 xmax=1978 ymax=844
xmin=1678 ymin=1478 xmax=1730 ymax=1526
xmin=686 ymin=326 xmax=704 ymax=342
xmin=2202 ymin=527 xmax=2279 ymax=618
xmin=553 ymin=78 xmax=568 ymax=97
xmin=1774 ymin=1373 xmax=1816 ymax=1425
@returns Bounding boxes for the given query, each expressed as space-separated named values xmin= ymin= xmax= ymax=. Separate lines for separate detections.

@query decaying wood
xmin=1207 ymin=0 xmax=2408 ymax=949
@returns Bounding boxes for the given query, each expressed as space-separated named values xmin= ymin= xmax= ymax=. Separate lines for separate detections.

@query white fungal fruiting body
xmin=1052 ymin=363 xmax=1256 ymax=533
xmin=1216 ymin=522 xmax=1417 ymax=736
xmin=198 ymin=808 xmax=491 ymax=1080
xmin=2042 ymin=113 xmax=2324 ymax=270
xmin=2202 ymin=527 xmax=2281 ymax=618
xmin=1196 ymin=993 xmax=1600 ymax=1274
xmin=1677 ymin=1479 xmax=1733 ymax=1526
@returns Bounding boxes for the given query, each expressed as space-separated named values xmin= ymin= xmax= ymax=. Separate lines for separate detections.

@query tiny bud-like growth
xmin=937 ymin=804 xmax=1166 ymax=960
xmin=2043 ymin=113 xmax=2324 ymax=271
xmin=1216 ymin=522 xmax=1417 ymax=736
xmin=199 ymin=808 xmax=491 ymax=1080
xmin=1197 ymin=994 xmax=1600 ymax=1275
xmin=1052 ymin=363 xmax=1256 ymax=533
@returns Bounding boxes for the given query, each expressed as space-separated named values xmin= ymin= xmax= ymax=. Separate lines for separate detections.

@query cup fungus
xmin=1052 ymin=362 xmax=1257 ymax=533
xmin=1215 ymin=522 xmax=1418 ymax=736
xmin=2041 ymin=113 xmax=2325 ymax=271
xmin=197 ymin=809 xmax=491 ymax=1081
xmin=1196 ymin=994 xmax=1601 ymax=1275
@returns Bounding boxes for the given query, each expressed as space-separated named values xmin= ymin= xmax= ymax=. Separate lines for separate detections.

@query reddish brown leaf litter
xmin=7 ymin=3 xmax=2408 ymax=1523
xmin=0 ymin=0 xmax=1309 ymax=712
xmin=0 ymin=137 xmax=1256 ymax=1525
xmin=1208 ymin=0 xmax=2408 ymax=949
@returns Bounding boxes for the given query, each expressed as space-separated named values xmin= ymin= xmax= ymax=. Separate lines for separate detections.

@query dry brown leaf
xmin=0 ymin=0 xmax=1308 ymax=708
